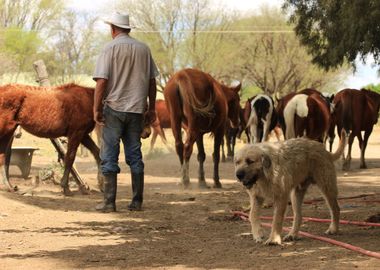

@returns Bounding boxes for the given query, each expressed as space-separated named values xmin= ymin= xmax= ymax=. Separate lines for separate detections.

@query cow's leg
xmin=60 ymin=135 xmax=83 ymax=195
xmin=228 ymin=128 xmax=237 ymax=160
xmin=328 ymin=134 xmax=335 ymax=152
xmin=170 ymin=128 xmax=183 ymax=177
xmin=182 ymin=131 xmax=196 ymax=188
xmin=0 ymin=132 xmax=16 ymax=191
xmin=81 ymin=134 xmax=105 ymax=192
xmin=262 ymin=118 xmax=270 ymax=142
xmin=360 ymin=128 xmax=372 ymax=169
xmin=250 ymin=124 xmax=257 ymax=143
xmin=5 ymin=136 xmax=14 ymax=180
xmin=196 ymin=136 xmax=208 ymax=188
xmin=226 ymin=131 xmax=232 ymax=158
xmin=212 ymin=131 xmax=224 ymax=188
xmin=157 ymin=127 xmax=173 ymax=152
xmin=328 ymin=121 xmax=336 ymax=152
xmin=221 ymin=135 xmax=226 ymax=162
xmin=149 ymin=130 xmax=158 ymax=154
xmin=343 ymin=131 xmax=355 ymax=171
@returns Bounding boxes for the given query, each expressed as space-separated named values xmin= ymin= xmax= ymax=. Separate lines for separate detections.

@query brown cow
xmin=221 ymin=107 xmax=246 ymax=162
xmin=148 ymin=99 xmax=174 ymax=153
xmin=164 ymin=68 xmax=241 ymax=188
xmin=277 ymin=88 xmax=332 ymax=142
xmin=330 ymin=88 xmax=380 ymax=170
xmin=0 ymin=83 xmax=103 ymax=194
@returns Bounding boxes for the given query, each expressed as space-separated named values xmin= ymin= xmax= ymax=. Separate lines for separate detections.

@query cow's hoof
xmin=79 ymin=184 xmax=91 ymax=195
xmin=213 ymin=182 xmax=222 ymax=189
xmin=62 ymin=187 xmax=74 ymax=196
xmin=198 ymin=181 xmax=210 ymax=189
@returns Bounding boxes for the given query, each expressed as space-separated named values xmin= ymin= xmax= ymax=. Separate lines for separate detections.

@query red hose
xmin=231 ymin=211 xmax=380 ymax=259
xmin=303 ymin=193 xmax=377 ymax=204
xmin=262 ymin=222 xmax=380 ymax=260
xmin=232 ymin=211 xmax=380 ymax=227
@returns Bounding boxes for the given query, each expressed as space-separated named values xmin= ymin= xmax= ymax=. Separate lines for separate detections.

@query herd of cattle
xmin=0 ymin=68 xmax=379 ymax=193
xmin=149 ymin=69 xmax=380 ymax=188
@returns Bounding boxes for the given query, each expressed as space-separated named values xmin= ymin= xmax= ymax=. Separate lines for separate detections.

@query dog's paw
xmin=324 ymin=228 xmax=338 ymax=235
xmin=264 ymin=237 xmax=282 ymax=246
xmin=253 ymin=235 xmax=264 ymax=243
xmin=283 ymin=233 xmax=300 ymax=242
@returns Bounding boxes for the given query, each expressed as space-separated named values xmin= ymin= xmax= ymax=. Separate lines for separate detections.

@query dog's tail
xmin=330 ymin=129 xmax=347 ymax=161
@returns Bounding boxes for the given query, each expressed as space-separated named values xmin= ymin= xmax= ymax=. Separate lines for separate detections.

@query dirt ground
xmin=1 ymin=126 xmax=380 ymax=270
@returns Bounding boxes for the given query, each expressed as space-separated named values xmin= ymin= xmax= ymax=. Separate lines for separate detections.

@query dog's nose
xmin=236 ymin=170 xmax=245 ymax=180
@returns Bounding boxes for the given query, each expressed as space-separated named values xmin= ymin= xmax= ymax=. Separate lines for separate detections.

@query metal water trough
xmin=10 ymin=147 xmax=39 ymax=179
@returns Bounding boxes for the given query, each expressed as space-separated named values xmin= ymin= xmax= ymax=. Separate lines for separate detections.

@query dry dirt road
xmin=0 ymin=127 xmax=379 ymax=269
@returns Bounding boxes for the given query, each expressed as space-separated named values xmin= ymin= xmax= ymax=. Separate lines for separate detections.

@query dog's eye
xmin=245 ymin=158 xmax=254 ymax=165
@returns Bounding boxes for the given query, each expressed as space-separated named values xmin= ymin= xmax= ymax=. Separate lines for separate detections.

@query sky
xmin=68 ymin=0 xmax=380 ymax=89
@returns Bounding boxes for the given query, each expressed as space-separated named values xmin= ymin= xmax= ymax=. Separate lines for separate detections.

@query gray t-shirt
xmin=93 ymin=33 xmax=159 ymax=113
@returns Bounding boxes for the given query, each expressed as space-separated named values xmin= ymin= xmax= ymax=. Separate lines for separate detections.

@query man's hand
xmin=93 ymin=78 xmax=107 ymax=126
xmin=94 ymin=111 xmax=105 ymax=126
xmin=146 ymin=109 xmax=156 ymax=124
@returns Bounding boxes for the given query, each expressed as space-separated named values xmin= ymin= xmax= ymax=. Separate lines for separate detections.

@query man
xmin=93 ymin=12 xmax=158 ymax=212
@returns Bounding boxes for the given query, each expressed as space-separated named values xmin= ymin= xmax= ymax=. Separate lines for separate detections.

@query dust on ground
xmin=0 ymin=127 xmax=379 ymax=269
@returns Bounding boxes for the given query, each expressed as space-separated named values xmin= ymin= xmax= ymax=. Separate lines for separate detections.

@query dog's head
xmin=234 ymin=144 xmax=272 ymax=189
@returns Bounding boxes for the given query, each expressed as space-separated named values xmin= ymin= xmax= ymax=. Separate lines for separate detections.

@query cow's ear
xmin=233 ymin=82 xmax=242 ymax=92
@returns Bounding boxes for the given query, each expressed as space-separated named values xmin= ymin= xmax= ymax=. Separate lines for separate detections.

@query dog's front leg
xmin=265 ymin=195 xmax=288 ymax=245
xmin=248 ymin=190 xmax=264 ymax=243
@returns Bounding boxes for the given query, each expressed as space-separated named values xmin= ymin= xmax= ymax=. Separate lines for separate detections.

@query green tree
xmin=0 ymin=0 xmax=64 ymax=31
xmin=1 ymin=27 xmax=41 ymax=81
xmin=0 ymin=0 xmax=64 ymax=82
xmin=210 ymin=8 xmax=347 ymax=97
xmin=116 ymin=0 xmax=233 ymax=90
xmin=283 ymin=0 xmax=380 ymax=70
xmin=96 ymin=2 xmax=347 ymax=97
xmin=43 ymin=11 xmax=101 ymax=84
xmin=364 ymin=83 xmax=380 ymax=95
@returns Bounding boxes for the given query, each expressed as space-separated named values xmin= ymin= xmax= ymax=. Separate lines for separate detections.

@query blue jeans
xmin=100 ymin=105 xmax=144 ymax=175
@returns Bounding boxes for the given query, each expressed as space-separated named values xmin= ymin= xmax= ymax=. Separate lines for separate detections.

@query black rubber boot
xmin=95 ymin=173 xmax=117 ymax=212
xmin=128 ymin=172 xmax=144 ymax=211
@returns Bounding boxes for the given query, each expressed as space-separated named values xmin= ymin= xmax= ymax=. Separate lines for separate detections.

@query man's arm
xmin=93 ymin=78 xmax=108 ymax=125
xmin=147 ymin=78 xmax=157 ymax=123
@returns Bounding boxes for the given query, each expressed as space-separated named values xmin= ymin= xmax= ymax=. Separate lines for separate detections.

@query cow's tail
xmin=330 ymin=129 xmax=347 ymax=161
xmin=283 ymin=94 xmax=308 ymax=139
xmin=246 ymin=109 xmax=257 ymax=128
xmin=342 ymin=93 xmax=352 ymax=137
xmin=283 ymin=101 xmax=296 ymax=140
xmin=176 ymin=72 xmax=215 ymax=118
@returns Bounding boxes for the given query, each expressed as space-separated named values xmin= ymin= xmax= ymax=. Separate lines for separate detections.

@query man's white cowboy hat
xmin=104 ymin=12 xmax=134 ymax=29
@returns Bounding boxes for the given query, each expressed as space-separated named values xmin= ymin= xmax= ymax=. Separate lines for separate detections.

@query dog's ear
xmin=261 ymin=154 xmax=271 ymax=170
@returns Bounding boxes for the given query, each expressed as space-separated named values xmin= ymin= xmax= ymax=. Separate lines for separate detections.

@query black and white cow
xmin=244 ymin=94 xmax=278 ymax=143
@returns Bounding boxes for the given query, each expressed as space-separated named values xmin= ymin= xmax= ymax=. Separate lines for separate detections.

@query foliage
xmin=0 ymin=0 xmax=349 ymax=94
xmin=0 ymin=0 xmax=64 ymax=31
xmin=364 ymin=83 xmax=380 ymax=94
xmin=43 ymin=11 xmax=101 ymax=84
xmin=0 ymin=0 xmax=64 ymax=83
xmin=240 ymin=85 xmax=262 ymax=102
xmin=283 ymin=0 xmax=380 ymax=70
xmin=115 ymin=1 xmax=347 ymax=97
xmin=209 ymin=8 xmax=348 ymax=97
xmin=116 ymin=0 xmax=234 ymax=90
xmin=0 ymin=27 xmax=41 ymax=81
